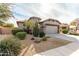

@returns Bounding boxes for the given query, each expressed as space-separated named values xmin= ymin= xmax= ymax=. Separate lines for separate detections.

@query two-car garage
xmin=44 ymin=25 xmax=59 ymax=34
xmin=41 ymin=19 xmax=61 ymax=34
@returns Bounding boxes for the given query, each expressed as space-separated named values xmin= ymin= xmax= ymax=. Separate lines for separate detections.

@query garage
xmin=40 ymin=19 xmax=61 ymax=34
xmin=44 ymin=25 xmax=59 ymax=34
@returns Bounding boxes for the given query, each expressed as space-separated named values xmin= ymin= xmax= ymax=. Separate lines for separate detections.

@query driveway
xmin=34 ymin=41 xmax=79 ymax=56
xmin=46 ymin=34 xmax=79 ymax=41
xmin=33 ymin=34 xmax=79 ymax=56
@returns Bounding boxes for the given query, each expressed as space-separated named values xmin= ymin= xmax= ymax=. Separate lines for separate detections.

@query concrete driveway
xmin=33 ymin=34 xmax=79 ymax=56
xmin=46 ymin=34 xmax=79 ymax=41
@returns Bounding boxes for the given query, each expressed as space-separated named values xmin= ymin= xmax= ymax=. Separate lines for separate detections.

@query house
xmin=69 ymin=18 xmax=79 ymax=34
xmin=17 ymin=17 xmax=41 ymax=27
xmin=17 ymin=17 xmax=61 ymax=34
xmin=28 ymin=16 xmax=41 ymax=22
xmin=60 ymin=23 xmax=69 ymax=33
xmin=17 ymin=21 xmax=24 ymax=29
xmin=40 ymin=19 xmax=61 ymax=34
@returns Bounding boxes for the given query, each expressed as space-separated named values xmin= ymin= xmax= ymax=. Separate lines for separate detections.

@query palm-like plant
xmin=0 ymin=3 xmax=13 ymax=26
xmin=0 ymin=3 xmax=12 ymax=20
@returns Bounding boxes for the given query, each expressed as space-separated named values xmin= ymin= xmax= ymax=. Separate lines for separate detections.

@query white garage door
xmin=44 ymin=26 xmax=58 ymax=34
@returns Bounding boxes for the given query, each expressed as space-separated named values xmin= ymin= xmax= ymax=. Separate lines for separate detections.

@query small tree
xmin=33 ymin=22 xmax=45 ymax=37
xmin=33 ymin=22 xmax=39 ymax=37
xmin=24 ymin=20 xmax=35 ymax=34
xmin=0 ymin=3 xmax=13 ymax=26
xmin=0 ymin=3 xmax=12 ymax=21
xmin=24 ymin=20 xmax=35 ymax=29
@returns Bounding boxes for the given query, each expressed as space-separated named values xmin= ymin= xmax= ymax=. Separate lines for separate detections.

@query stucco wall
xmin=0 ymin=28 xmax=12 ymax=34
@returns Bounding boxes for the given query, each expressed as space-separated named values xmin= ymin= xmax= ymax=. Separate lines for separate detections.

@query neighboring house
xmin=40 ymin=19 xmax=61 ymax=34
xmin=17 ymin=21 xmax=24 ymax=29
xmin=60 ymin=23 xmax=69 ymax=33
xmin=16 ymin=17 xmax=61 ymax=34
xmin=69 ymin=19 xmax=79 ymax=34
xmin=17 ymin=17 xmax=41 ymax=28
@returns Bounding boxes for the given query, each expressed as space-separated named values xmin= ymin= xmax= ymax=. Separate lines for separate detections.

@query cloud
xmin=12 ymin=3 xmax=79 ymax=24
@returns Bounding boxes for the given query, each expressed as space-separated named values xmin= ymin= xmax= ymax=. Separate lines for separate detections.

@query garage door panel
xmin=44 ymin=26 xmax=58 ymax=34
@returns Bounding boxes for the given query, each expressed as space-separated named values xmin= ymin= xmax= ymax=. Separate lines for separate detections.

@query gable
xmin=28 ymin=17 xmax=41 ymax=22
xmin=42 ymin=19 xmax=61 ymax=25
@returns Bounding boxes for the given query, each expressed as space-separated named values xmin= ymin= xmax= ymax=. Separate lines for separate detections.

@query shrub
xmin=2 ymin=23 xmax=14 ymax=28
xmin=42 ymin=36 xmax=49 ymax=41
xmin=0 ymin=38 xmax=21 ymax=56
xmin=62 ymin=29 xmax=68 ymax=34
xmin=26 ymin=29 xmax=32 ymax=34
xmin=15 ymin=32 xmax=27 ymax=40
xmin=39 ymin=31 xmax=45 ymax=38
xmin=31 ymin=37 xmax=35 ymax=40
xmin=12 ymin=28 xmax=24 ymax=35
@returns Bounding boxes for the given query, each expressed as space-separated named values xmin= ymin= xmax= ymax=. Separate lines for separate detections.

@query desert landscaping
xmin=0 ymin=3 xmax=79 ymax=56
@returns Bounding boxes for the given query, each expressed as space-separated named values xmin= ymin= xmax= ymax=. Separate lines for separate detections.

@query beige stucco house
xmin=17 ymin=21 xmax=24 ymax=29
xmin=16 ymin=17 xmax=62 ymax=34
xmin=39 ymin=19 xmax=61 ymax=34
xmin=69 ymin=19 xmax=79 ymax=34
xmin=60 ymin=23 xmax=69 ymax=33
xmin=27 ymin=16 xmax=41 ymax=22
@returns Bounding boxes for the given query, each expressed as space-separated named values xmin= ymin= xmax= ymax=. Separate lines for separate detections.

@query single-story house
xmin=69 ymin=19 xmax=79 ymax=34
xmin=60 ymin=23 xmax=69 ymax=33
xmin=27 ymin=16 xmax=41 ymax=22
xmin=16 ymin=17 xmax=61 ymax=34
xmin=40 ymin=19 xmax=61 ymax=34
xmin=17 ymin=21 xmax=24 ymax=29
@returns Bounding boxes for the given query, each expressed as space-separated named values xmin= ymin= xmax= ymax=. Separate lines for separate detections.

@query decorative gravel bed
xmin=20 ymin=35 xmax=72 ymax=56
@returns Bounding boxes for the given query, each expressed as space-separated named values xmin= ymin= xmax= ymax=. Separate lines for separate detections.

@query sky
xmin=7 ymin=3 xmax=79 ymax=26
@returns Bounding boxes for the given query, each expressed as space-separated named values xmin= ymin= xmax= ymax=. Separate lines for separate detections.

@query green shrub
xmin=0 ymin=38 xmax=21 ymax=56
xmin=15 ymin=32 xmax=27 ymax=40
xmin=39 ymin=31 xmax=45 ymax=38
xmin=42 ymin=36 xmax=49 ymax=41
xmin=12 ymin=28 xmax=24 ymax=35
xmin=62 ymin=29 xmax=68 ymax=34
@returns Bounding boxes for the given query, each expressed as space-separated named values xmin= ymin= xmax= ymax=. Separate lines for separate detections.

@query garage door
xmin=44 ymin=26 xmax=58 ymax=34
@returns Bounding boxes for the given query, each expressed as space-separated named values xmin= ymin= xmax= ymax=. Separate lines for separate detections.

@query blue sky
xmin=7 ymin=3 xmax=79 ymax=26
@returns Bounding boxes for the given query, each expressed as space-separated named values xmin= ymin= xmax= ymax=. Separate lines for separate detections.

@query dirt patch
xmin=20 ymin=35 xmax=72 ymax=56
